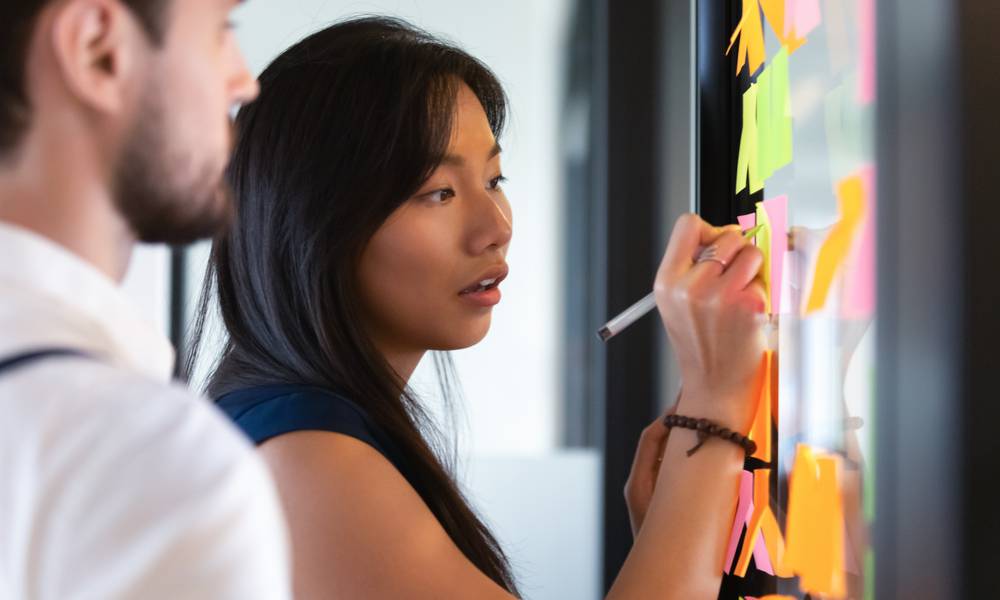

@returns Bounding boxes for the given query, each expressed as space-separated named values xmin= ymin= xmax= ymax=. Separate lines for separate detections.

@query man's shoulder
xmin=1 ymin=358 xmax=257 ymax=478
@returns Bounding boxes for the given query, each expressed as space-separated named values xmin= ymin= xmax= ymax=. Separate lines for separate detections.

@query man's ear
xmin=47 ymin=0 xmax=144 ymax=117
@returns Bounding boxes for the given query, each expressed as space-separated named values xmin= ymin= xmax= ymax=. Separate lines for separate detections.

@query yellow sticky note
xmin=727 ymin=0 xmax=767 ymax=75
xmin=735 ymin=83 xmax=762 ymax=194
xmin=754 ymin=203 xmax=773 ymax=313
xmin=783 ymin=445 xmax=847 ymax=598
xmin=805 ymin=174 xmax=865 ymax=313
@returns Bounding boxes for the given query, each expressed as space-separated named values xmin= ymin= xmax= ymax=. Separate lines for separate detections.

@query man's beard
xmin=112 ymin=91 xmax=234 ymax=245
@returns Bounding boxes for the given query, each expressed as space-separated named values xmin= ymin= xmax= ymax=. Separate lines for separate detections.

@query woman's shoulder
xmin=215 ymin=383 xmax=405 ymax=473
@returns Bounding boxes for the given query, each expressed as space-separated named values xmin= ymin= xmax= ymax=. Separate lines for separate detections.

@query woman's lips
xmin=458 ymin=286 xmax=502 ymax=307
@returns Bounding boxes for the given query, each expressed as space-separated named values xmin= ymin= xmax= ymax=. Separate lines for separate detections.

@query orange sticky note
xmin=783 ymin=445 xmax=847 ymax=597
xmin=804 ymin=174 xmax=866 ymax=313
xmin=727 ymin=0 xmax=767 ymax=76
xmin=747 ymin=352 xmax=772 ymax=462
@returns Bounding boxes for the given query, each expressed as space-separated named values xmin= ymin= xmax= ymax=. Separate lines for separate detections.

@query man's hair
xmin=0 ymin=0 xmax=169 ymax=157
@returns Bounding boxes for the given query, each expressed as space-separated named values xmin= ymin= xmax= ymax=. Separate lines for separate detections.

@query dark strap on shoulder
xmin=0 ymin=348 xmax=89 ymax=376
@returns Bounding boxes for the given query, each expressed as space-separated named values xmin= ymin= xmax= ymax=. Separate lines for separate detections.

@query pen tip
xmin=597 ymin=327 xmax=613 ymax=342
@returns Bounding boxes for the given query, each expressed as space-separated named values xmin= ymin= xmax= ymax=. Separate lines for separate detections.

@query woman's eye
xmin=427 ymin=188 xmax=456 ymax=203
xmin=488 ymin=175 xmax=507 ymax=190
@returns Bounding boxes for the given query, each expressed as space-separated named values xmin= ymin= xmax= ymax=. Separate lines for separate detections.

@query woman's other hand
xmin=653 ymin=213 xmax=767 ymax=434
xmin=624 ymin=403 xmax=676 ymax=537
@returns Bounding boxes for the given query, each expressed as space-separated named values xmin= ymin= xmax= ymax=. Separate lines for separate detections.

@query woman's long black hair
xmin=185 ymin=16 xmax=518 ymax=594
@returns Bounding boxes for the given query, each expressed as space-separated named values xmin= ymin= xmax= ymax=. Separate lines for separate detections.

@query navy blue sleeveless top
xmin=215 ymin=384 xmax=413 ymax=484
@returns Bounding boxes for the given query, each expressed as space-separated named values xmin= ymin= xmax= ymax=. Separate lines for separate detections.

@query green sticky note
xmin=757 ymin=64 xmax=775 ymax=180
xmin=771 ymin=46 xmax=793 ymax=169
xmin=735 ymin=83 xmax=762 ymax=194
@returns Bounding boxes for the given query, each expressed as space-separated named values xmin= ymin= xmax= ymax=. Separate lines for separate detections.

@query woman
xmin=191 ymin=16 xmax=766 ymax=599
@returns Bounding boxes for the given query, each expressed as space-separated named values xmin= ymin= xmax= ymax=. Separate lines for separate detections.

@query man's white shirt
xmin=0 ymin=222 xmax=291 ymax=599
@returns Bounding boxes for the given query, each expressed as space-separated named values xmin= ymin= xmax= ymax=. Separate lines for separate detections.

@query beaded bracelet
xmin=663 ymin=414 xmax=757 ymax=458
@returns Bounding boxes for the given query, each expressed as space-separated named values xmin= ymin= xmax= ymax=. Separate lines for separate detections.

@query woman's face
xmin=357 ymin=83 xmax=513 ymax=357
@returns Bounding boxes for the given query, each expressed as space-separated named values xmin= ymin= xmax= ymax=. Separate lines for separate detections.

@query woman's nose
xmin=466 ymin=187 xmax=512 ymax=254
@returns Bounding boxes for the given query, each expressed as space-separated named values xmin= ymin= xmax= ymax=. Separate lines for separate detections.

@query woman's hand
xmin=653 ymin=214 xmax=767 ymax=434
xmin=624 ymin=403 xmax=676 ymax=537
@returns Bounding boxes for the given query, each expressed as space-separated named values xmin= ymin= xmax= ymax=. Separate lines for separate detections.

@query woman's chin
xmin=430 ymin=318 xmax=492 ymax=350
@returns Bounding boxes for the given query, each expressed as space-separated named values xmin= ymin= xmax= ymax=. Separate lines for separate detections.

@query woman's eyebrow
xmin=441 ymin=142 xmax=503 ymax=167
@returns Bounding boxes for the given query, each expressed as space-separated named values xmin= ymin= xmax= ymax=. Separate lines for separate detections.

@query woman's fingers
xmin=721 ymin=242 xmax=765 ymax=292
xmin=625 ymin=405 xmax=677 ymax=536
xmin=689 ymin=230 xmax=751 ymax=278
xmin=629 ymin=418 xmax=671 ymax=480
xmin=659 ymin=214 xmax=736 ymax=279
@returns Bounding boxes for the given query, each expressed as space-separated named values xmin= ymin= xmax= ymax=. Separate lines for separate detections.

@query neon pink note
xmin=789 ymin=0 xmax=821 ymax=37
xmin=858 ymin=0 xmax=876 ymax=103
xmin=754 ymin=530 xmax=775 ymax=575
xmin=842 ymin=166 xmax=876 ymax=319
xmin=724 ymin=470 xmax=755 ymax=573
xmin=762 ymin=195 xmax=788 ymax=314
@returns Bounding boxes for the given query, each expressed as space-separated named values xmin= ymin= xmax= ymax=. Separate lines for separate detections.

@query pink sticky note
xmin=762 ymin=196 xmax=788 ymax=314
xmin=724 ymin=470 xmax=755 ymax=574
xmin=738 ymin=212 xmax=757 ymax=233
xmin=858 ymin=0 xmax=876 ymax=104
xmin=753 ymin=530 xmax=775 ymax=575
xmin=787 ymin=0 xmax=821 ymax=38
xmin=842 ymin=166 xmax=876 ymax=319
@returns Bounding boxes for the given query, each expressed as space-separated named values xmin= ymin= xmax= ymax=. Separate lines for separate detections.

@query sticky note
xmin=734 ymin=468 xmax=771 ymax=576
xmin=805 ymin=174 xmax=865 ymax=313
xmin=759 ymin=499 xmax=793 ymax=577
xmin=754 ymin=204 xmax=772 ymax=313
xmin=757 ymin=47 xmax=793 ymax=182
xmin=728 ymin=0 xmax=767 ymax=76
xmin=759 ymin=0 xmax=807 ymax=53
xmin=753 ymin=530 xmax=774 ymax=574
xmin=724 ymin=470 xmax=755 ymax=573
xmin=735 ymin=84 xmax=762 ymax=194
xmin=738 ymin=213 xmax=757 ymax=232
xmin=842 ymin=167 xmax=875 ymax=319
xmin=858 ymin=0 xmax=876 ymax=104
xmin=756 ymin=65 xmax=775 ymax=181
xmin=770 ymin=47 xmax=793 ymax=170
xmin=786 ymin=0 xmax=821 ymax=39
xmin=761 ymin=195 xmax=788 ymax=314
xmin=783 ymin=445 xmax=847 ymax=597
xmin=747 ymin=352 xmax=772 ymax=462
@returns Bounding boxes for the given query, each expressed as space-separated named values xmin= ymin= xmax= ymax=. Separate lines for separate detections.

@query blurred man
xmin=0 ymin=1 xmax=290 ymax=598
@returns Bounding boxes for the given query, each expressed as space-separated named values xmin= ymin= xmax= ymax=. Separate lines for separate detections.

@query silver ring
xmin=696 ymin=256 xmax=728 ymax=268
xmin=696 ymin=245 xmax=728 ymax=268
